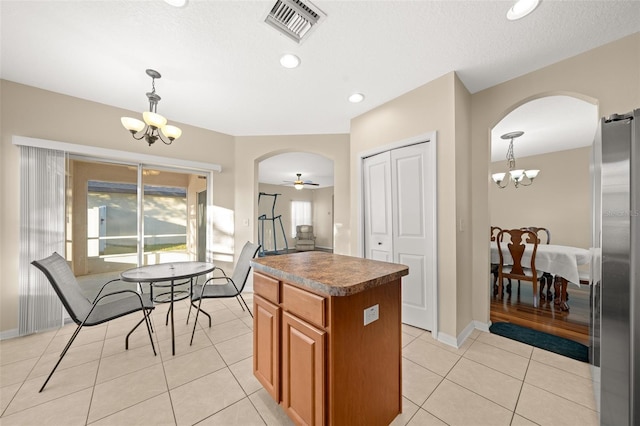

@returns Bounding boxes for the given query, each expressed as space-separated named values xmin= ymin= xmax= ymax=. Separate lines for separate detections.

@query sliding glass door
xmin=68 ymin=158 xmax=207 ymax=284
xmin=141 ymin=166 xmax=193 ymax=266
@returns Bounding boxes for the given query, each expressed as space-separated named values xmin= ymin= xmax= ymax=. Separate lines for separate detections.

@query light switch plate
xmin=364 ymin=304 xmax=379 ymax=326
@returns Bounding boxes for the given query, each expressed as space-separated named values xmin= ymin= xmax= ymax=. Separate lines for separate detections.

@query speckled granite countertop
xmin=250 ymin=251 xmax=409 ymax=297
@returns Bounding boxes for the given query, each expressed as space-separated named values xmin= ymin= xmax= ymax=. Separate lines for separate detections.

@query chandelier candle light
xmin=492 ymin=131 xmax=540 ymax=188
xmin=121 ymin=69 xmax=182 ymax=146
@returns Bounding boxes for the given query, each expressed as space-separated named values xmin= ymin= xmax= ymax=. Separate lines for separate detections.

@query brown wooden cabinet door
xmin=253 ymin=295 xmax=280 ymax=401
xmin=282 ymin=311 xmax=325 ymax=426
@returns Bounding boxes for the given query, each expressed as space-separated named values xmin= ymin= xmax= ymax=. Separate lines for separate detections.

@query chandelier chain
xmin=492 ymin=130 xmax=539 ymax=189
xmin=506 ymin=140 xmax=516 ymax=170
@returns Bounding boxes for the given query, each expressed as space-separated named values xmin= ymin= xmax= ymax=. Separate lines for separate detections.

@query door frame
xmin=357 ymin=131 xmax=438 ymax=337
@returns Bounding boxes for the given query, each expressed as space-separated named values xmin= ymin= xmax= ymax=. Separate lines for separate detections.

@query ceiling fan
xmin=284 ymin=173 xmax=319 ymax=190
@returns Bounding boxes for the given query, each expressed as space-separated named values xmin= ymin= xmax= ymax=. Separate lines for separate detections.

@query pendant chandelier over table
xmin=491 ymin=131 xmax=540 ymax=189
xmin=121 ymin=69 xmax=182 ymax=146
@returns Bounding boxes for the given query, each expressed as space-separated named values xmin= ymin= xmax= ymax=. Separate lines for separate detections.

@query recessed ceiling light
xmin=280 ymin=54 xmax=301 ymax=69
xmin=506 ymin=0 xmax=540 ymax=20
xmin=348 ymin=93 xmax=365 ymax=103
xmin=164 ymin=0 xmax=187 ymax=7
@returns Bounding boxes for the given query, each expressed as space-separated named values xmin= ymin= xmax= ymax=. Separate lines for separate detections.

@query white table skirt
xmin=490 ymin=241 xmax=591 ymax=285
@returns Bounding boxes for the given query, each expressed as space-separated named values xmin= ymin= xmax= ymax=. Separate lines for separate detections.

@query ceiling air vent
xmin=265 ymin=0 xmax=326 ymax=44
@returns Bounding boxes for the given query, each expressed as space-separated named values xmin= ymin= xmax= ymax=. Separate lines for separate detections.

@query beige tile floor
xmin=0 ymin=295 xmax=599 ymax=425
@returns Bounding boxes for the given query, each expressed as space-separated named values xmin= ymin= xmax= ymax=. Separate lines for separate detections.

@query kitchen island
xmin=250 ymin=251 xmax=409 ymax=426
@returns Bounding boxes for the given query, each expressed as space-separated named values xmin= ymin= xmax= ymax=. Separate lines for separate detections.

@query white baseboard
xmin=435 ymin=320 xmax=491 ymax=349
xmin=0 ymin=328 xmax=19 ymax=341
xmin=435 ymin=331 xmax=459 ymax=348
xmin=0 ymin=318 xmax=73 ymax=341
xmin=473 ymin=319 xmax=491 ymax=333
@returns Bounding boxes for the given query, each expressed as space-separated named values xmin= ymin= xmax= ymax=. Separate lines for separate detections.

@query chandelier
xmin=491 ymin=131 xmax=539 ymax=189
xmin=121 ymin=69 xmax=182 ymax=146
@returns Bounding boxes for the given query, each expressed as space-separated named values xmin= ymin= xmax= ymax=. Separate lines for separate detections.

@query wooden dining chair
xmin=490 ymin=226 xmax=502 ymax=242
xmin=520 ymin=226 xmax=553 ymax=300
xmin=496 ymin=229 xmax=540 ymax=307
xmin=520 ymin=226 xmax=551 ymax=245
xmin=490 ymin=226 xmax=507 ymax=293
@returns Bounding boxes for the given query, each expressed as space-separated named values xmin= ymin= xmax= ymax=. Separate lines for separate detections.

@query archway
xmin=488 ymin=93 xmax=598 ymax=343
xmin=257 ymin=151 xmax=335 ymax=255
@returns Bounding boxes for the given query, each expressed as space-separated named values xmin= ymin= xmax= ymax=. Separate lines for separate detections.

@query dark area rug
xmin=489 ymin=322 xmax=589 ymax=363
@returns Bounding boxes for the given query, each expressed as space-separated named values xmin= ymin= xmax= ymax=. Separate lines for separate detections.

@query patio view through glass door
xmin=69 ymin=158 xmax=207 ymax=289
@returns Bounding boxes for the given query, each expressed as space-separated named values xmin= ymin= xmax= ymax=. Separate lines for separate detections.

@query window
xmin=291 ymin=200 xmax=312 ymax=237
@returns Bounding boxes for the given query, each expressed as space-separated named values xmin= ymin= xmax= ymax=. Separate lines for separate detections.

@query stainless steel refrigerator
xmin=592 ymin=108 xmax=639 ymax=425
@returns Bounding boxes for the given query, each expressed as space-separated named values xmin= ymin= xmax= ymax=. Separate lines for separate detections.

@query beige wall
xmin=0 ymin=80 xmax=235 ymax=334
xmin=313 ymin=186 xmax=334 ymax=249
xmin=234 ymin=135 xmax=350 ymax=275
xmin=470 ymin=32 xmax=640 ymax=327
xmin=350 ymin=72 xmax=473 ymax=340
xmin=490 ymin=147 xmax=592 ymax=250
xmin=454 ymin=74 xmax=473 ymax=337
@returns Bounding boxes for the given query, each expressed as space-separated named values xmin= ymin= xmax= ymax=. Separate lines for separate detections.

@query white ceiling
xmin=491 ymin=95 xmax=599 ymax=162
xmin=1 ymin=1 xmax=638 ymax=182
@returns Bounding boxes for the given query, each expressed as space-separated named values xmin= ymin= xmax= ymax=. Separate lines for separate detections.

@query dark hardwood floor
xmin=490 ymin=279 xmax=591 ymax=346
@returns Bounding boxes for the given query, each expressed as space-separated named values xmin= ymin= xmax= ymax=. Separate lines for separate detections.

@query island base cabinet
xmin=252 ymin=268 xmax=403 ymax=426
xmin=253 ymin=295 xmax=280 ymax=402
xmin=282 ymin=311 xmax=326 ymax=426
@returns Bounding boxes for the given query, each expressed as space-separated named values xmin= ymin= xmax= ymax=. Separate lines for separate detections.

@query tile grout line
xmin=462 ymin=340 xmax=532 ymax=382
xmin=85 ymin=316 xmax=172 ymax=425
xmin=523 ymin=380 xmax=600 ymax=413
xmin=149 ymin=313 xmax=179 ymax=426
xmin=508 ymin=348 xmax=532 ymax=426
xmin=0 ymin=329 xmax=59 ymax=419
xmin=85 ymin=321 xmax=110 ymax=425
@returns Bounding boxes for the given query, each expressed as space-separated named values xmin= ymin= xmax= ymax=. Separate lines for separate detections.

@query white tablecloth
xmin=490 ymin=242 xmax=591 ymax=285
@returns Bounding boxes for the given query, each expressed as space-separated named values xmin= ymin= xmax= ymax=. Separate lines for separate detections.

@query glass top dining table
xmin=121 ymin=261 xmax=215 ymax=355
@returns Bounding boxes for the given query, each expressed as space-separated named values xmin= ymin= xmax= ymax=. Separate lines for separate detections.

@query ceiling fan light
xmin=121 ymin=117 xmax=145 ymax=132
xmin=524 ymin=169 xmax=540 ymax=179
xmin=143 ymin=111 xmax=167 ymax=128
xmin=492 ymin=173 xmax=506 ymax=183
xmin=161 ymin=124 xmax=182 ymax=140
xmin=294 ymin=183 xmax=304 ymax=190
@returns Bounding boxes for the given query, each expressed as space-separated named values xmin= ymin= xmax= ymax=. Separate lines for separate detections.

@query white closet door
xmin=363 ymin=142 xmax=434 ymax=331
xmin=363 ymin=151 xmax=393 ymax=262
xmin=391 ymin=144 xmax=432 ymax=330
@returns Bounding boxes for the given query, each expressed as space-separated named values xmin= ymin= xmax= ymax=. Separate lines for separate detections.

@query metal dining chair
xmin=31 ymin=252 xmax=156 ymax=392
xmin=187 ymin=241 xmax=260 ymax=345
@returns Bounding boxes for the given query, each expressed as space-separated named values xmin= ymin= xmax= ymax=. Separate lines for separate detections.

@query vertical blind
xmin=19 ymin=146 xmax=66 ymax=335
